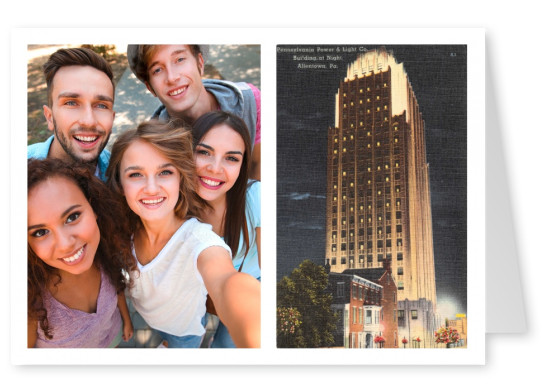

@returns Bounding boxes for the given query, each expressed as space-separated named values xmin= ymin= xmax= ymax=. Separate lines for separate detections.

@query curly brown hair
xmin=27 ymin=158 xmax=136 ymax=340
xmin=105 ymin=119 xmax=208 ymax=233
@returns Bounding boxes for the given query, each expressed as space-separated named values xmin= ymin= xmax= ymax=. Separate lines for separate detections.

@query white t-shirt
xmin=129 ymin=218 xmax=231 ymax=337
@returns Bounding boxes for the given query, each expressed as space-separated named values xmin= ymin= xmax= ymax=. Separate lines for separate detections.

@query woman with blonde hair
xmin=106 ymin=120 xmax=260 ymax=348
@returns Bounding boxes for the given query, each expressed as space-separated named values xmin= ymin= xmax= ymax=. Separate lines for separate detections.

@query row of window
xmin=334 ymin=227 xmax=404 ymax=238
xmin=351 ymin=307 xmax=381 ymax=325
xmin=342 ymin=82 xmax=389 ymax=97
xmin=329 ymin=253 xmax=404 ymax=264
xmin=334 ymin=240 xmax=404 ymax=251
xmin=397 ymin=309 xmax=418 ymax=320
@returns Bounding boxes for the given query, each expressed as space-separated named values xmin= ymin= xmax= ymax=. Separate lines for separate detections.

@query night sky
xmin=276 ymin=45 xmax=468 ymax=316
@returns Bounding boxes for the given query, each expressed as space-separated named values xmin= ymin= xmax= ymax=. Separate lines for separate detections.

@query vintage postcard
xmin=277 ymin=44 xmax=469 ymax=349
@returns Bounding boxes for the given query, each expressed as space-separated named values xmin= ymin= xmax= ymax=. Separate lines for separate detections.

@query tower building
xmin=325 ymin=47 xmax=436 ymax=305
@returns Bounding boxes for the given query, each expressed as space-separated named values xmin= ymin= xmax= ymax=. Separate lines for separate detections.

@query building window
xmin=398 ymin=310 xmax=404 ymax=320
xmin=337 ymin=282 xmax=344 ymax=297
xmin=411 ymin=310 xmax=418 ymax=320
xmin=398 ymin=281 xmax=404 ymax=290
xmin=366 ymin=310 xmax=372 ymax=324
xmin=397 ymin=267 xmax=403 ymax=275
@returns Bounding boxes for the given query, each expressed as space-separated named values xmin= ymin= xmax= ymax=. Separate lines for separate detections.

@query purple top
xmin=35 ymin=268 xmax=122 ymax=348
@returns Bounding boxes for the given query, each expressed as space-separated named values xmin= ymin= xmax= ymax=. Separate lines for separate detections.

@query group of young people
xmin=26 ymin=45 xmax=261 ymax=349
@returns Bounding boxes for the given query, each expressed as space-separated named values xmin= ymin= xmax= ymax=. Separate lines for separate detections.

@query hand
xmin=122 ymin=321 xmax=134 ymax=342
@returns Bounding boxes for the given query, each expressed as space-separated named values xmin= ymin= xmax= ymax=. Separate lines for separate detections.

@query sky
xmin=276 ymin=44 xmax=468 ymax=316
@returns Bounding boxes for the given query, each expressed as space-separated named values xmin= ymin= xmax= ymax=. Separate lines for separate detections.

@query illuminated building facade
xmin=325 ymin=47 xmax=437 ymax=306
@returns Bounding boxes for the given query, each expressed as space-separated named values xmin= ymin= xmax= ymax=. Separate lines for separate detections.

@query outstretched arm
xmin=198 ymin=246 xmax=260 ymax=348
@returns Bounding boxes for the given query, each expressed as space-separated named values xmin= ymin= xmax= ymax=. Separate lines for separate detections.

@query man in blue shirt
xmin=27 ymin=47 xmax=115 ymax=181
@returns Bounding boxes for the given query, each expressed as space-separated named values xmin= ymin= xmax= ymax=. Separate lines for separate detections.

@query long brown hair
xmin=191 ymin=111 xmax=253 ymax=260
xmin=106 ymin=119 xmax=208 ymax=232
xmin=27 ymin=158 xmax=135 ymax=340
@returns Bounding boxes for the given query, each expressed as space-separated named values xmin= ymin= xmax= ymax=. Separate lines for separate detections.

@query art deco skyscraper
xmin=326 ymin=47 xmax=437 ymax=305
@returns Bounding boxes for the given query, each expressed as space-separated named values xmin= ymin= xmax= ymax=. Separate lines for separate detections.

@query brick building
xmin=343 ymin=259 xmax=398 ymax=348
xmin=327 ymin=272 xmax=387 ymax=348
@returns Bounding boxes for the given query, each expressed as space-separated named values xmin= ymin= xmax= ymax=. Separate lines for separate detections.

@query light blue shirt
xmin=27 ymin=135 xmax=111 ymax=182
xmin=232 ymin=180 xmax=261 ymax=279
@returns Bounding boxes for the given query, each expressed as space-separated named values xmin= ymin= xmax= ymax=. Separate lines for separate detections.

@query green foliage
xmin=80 ymin=44 xmax=116 ymax=59
xmin=277 ymin=260 xmax=337 ymax=348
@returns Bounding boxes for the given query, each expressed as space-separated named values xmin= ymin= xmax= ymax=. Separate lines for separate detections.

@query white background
xmin=2 ymin=1 xmax=548 ymax=389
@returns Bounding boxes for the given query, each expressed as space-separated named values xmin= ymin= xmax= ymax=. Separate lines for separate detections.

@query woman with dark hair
xmin=106 ymin=120 xmax=260 ymax=348
xmin=192 ymin=111 xmax=261 ymax=348
xmin=27 ymin=158 xmax=135 ymax=348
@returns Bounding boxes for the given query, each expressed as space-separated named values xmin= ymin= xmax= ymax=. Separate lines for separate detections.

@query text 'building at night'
xmin=325 ymin=47 xmax=437 ymax=306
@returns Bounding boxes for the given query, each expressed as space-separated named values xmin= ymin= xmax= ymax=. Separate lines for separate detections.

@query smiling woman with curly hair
xmin=27 ymin=158 xmax=137 ymax=348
